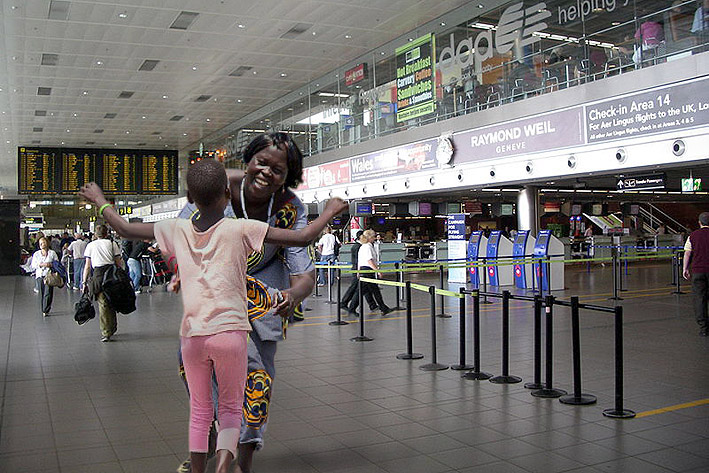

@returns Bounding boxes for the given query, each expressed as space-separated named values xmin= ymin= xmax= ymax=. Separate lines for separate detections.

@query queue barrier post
xmin=419 ymin=286 xmax=449 ymax=371
xmin=463 ymin=290 xmax=491 ymax=380
xmin=481 ymin=258 xmax=493 ymax=304
xmin=437 ymin=265 xmax=451 ymax=318
xmin=397 ymin=281 xmax=424 ymax=360
xmin=672 ymin=251 xmax=686 ymax=295
xmin=326 ymin=264 xmax=337 ymax=304
xmin=532 ymin=295 xmax=568 ymax=398
xmin=451 ymin=287 xmax=474 ymax=370
xmin=609 ymin=247 xmax=623 ymax=301
xmin=330 ymin=268 xmax=349 ymax=326
xmin=350 ymin=277 xmax=373 ymax=342
xmin=524 ymin=295 xmax=544 ymax=390
xmin=392 ymin=262 xmax=404 ymax=310
xmin=602 ymin=305 xmax=636 ymax=418
xmin=560 ymin=296 xmax=597 ymax=405
xmin=490 ymin=290 xmax=522 ymax=384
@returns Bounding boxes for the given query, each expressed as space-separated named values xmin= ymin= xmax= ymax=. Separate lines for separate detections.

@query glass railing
xmin=222 ymin=1 xmax=708 ymax=166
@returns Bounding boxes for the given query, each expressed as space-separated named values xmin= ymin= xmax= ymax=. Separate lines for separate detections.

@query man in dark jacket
xmin=339 ymin=230 xmax=377 ymax=313
xmin=683 ymin=212 xmax=709 ymax=336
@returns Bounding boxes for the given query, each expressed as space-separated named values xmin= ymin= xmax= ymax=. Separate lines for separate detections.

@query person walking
xmin=82 ymin=225 xmax=124 ymax=342
xmin=683 ymin=212 xmax=709 ymax=336
xmin=68 ymin=233 xmax=88 ymax=290
xmin=30 ymin=236 xmax=58 ymax=317
xmin=316 ymin=226 xmax=339 ymax=286
xmin=340 ymin=230 xmax=378 ymax=313
xmin=127 ymin=239 xmax=150 ymax=293
xmin=349 ymin=229 xmax=393 ymax=316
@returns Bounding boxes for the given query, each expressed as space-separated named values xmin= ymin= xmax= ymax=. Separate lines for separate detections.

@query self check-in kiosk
xmin=533 ymin=230 xmax=565 ymax=291
xmin=513 ymin=230 xmax=536 ymax=289
xmin=467 ymin=231 xmax=487 ymax=288
xmin=486 ymin=230 xmax=513 ymax=287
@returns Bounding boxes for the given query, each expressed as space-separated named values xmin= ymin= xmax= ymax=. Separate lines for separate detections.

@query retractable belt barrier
xmin=331 ymin=269 xmax=635 ymax=418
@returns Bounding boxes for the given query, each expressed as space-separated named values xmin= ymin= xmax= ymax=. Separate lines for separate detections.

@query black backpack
xmin=74 ymin=295 xmax=96 ymax=325
xmin=101 ymin=264 xmax=136 ymax=314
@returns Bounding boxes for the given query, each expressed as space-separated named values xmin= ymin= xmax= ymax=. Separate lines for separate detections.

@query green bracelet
xmin=98 ymin=203 xmax=112 ymax=217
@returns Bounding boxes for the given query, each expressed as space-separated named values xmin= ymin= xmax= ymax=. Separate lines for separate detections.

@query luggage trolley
xmin=141 ymin=251 xmax=173 ymax=292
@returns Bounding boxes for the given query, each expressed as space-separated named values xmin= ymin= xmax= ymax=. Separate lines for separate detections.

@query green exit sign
xmin=681 ymin=178 xmax=702 ymax=192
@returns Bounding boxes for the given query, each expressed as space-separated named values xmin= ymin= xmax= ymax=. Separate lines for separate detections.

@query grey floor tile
xmin=428 ymin=445 xmax=500 ymax=469
xmin=378 ymin=453 xmax=451 ymax=473
xmin=636 ymin=447 xmax=709 ymax=472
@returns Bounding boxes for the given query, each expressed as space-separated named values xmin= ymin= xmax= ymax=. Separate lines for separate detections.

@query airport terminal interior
xmin=1 ymin=1 xmax=709 ymax=472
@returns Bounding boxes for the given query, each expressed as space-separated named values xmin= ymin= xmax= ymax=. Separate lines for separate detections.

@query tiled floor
xmin=1 ymin=261 xmax=708 ymax=472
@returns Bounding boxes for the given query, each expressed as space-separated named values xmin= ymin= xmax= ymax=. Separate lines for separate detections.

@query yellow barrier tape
xmin=359 ymin=277 xmax=462 ymax=298
xmin=320 ymin=252 xmax=677 ymax=273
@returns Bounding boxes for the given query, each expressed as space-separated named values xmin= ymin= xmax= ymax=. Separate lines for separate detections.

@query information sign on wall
xmin=447 ymin=213 xmax=467 ymax=283
xmin=395 ymin=33 xmax=436 ymax=122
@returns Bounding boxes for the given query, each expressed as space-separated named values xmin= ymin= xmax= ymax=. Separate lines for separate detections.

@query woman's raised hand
xmin=78 ymin=182 xmax=107 ymax=205
xmin=324 ymin=197 xmax=348 ymax=216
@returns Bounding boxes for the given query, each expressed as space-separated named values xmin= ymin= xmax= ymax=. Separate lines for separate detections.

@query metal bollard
xmin=490 ymin=291 xmax=522 ymax=384
xmin=463 ymin=290 xmax=491 ymax=380
xmin=532 ymin=295 xmax=567 ymax=398
xmin=609 ymin=247 xmax=623 ymax=301
xmin=437 ymin=265 xmax=450 ymax=318
xmin=560 ymin=297 xmax=597 ymax=405
xmin=524 ymin=295 xmax=544 ymax=390
xmin=602 ymin=305 xmax=635 ymax=418
xmin=330 ymin=268 xmax=348 ymax=326
xmin=350 ymin=278 xmax=372 ymax=342
xmin=392 ymin=262 xmax=404 ymax=310
xmin=481 ymin=257 xmax=492 ymax=304
xmin=451 ymin=287 xmax=474 ymax=370
xmin=396 ymin=281 xmax=423 ymax=360
xmin=419 ymin=286 xmax=449 ymax=371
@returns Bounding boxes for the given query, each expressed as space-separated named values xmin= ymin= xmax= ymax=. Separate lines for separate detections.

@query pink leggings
xmin=181 ymin=330 xmax=248 ymax=458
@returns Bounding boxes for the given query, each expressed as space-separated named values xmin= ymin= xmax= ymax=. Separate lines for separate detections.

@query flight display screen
xmin=18 ymin=147 xmax=178 ymax=195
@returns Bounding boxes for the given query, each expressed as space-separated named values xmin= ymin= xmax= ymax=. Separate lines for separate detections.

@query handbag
xmin=44 ymin=270 xmax=65 ymax=288
xmin=74 ymin=294 xmax=96 ymax=325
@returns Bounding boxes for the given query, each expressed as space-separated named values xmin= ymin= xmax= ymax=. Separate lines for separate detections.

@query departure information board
xmin=18 ymin=147 xmax=178 ymax=195
xmin=19 ymin=148 xmax=61 ymax=194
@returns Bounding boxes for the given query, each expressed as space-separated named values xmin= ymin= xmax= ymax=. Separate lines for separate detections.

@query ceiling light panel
xmin=170 ymin=11 xmax=199 ymax=30
xmin=37 ymin=87 xmax=51 ymax=96
xmin=280 ymin=23 xmax=313 ymax=39
xmin=195 ymin=95 xmax=212 ymax=102
xmin=118 ymin=91 xmax=135 ymax=99
xmin=138 ymin=59 xmax=160 ymax=71
xmin=48 ymin=0 xmax=70 ymax=20
xmin=41 ymin=53 xmax=59 ymax=66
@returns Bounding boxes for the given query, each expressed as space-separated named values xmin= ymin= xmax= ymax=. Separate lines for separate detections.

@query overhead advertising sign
xmin=616 ymin=173 xmax=666 ymax=191
xmin=586 ymin=77 xmax=709 ymax=143
xmin=349 ymin=138 xmax=438 ymax=182
xmin=299 ymin=159 xmax=350 ymax=191
xmin=395 ymin=33 xmax=436 ymax=122
xmin=454 ymin=107 xmax=584 ymax=163
xmin=345 ymin=63 xmax=367 ymax=86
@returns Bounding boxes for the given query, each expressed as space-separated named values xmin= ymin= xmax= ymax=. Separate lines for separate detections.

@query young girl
xmin=79 ymin=159 xmax=346 ymax=473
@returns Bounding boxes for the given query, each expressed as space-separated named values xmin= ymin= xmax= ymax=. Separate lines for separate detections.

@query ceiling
xmin=0 ymin=0 xmax=475 ymax=196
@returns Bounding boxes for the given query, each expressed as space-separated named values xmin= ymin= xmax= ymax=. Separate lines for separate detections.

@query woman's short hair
xmin=95 ymin=225 xmax=109 ymax=239
xmin=242 ymin=132 xmax=304 ymax=189
xmin=38 ymin=236 xmax=48 ymax=246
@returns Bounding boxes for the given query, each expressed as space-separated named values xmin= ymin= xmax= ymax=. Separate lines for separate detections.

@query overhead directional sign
xmin=616 ymin=173 xmax=666 ymax=191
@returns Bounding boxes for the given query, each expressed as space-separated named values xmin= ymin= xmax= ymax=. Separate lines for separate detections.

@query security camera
xmin=404 ymin=179 xmax=410 ymax=188
xmin=489 ymin=168 xmax=496 ymax=177
xmin=525 ymin=162 xmax=533 ymax=173
xmin=382 ymin=183 xmax=388 ymax=191
xmin=615 ymin=148 xmax=626 ymax=162
xmin=457 ymin=171 xmax=463 ymax=181
xmin=672 ymin=140 xmax=685 ymax=156
xmin=567 ymin=155 xmax=577 ymax=168
xmin=429 ymin=176 xmax=435 ymax=185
